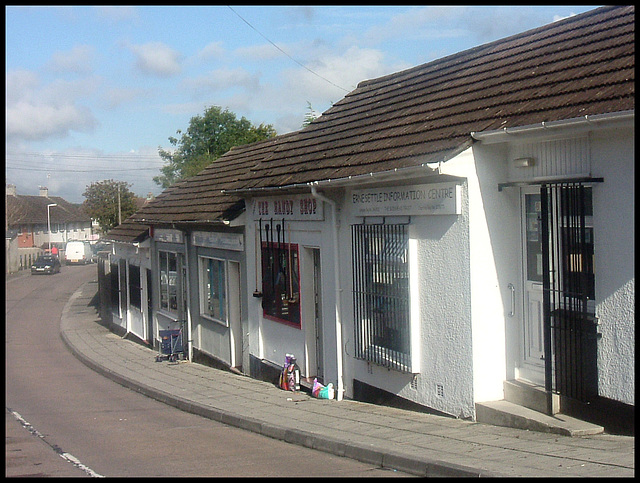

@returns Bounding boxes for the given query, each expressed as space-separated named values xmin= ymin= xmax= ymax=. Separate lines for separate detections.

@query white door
xmin=519 ymin=187 xmax=545 ymax=384
xmin=302 ymin=247 xmax=323 ymax=382
xmin=228 ymin=261 xmax=242 ymax=369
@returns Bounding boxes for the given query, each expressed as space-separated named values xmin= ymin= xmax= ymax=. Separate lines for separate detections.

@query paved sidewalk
xmin=60 ymin=281 xmax=634 ymax=477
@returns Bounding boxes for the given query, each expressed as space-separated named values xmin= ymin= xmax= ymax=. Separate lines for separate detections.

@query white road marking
xmin=8 ymin=408 xmax=105 ymax=478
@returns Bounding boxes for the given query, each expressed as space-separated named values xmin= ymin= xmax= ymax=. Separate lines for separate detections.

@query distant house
xmin=5 ymin=185 xmax=93 ymax=271
xmin=121 ymin=6 xmax=632 ymax=432
xmin=5 ymin=185 xmax=93 ymax=250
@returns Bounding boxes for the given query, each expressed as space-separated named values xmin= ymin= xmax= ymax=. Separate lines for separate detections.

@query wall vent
xmin=436 ymin=384 xmax=444 ymax=398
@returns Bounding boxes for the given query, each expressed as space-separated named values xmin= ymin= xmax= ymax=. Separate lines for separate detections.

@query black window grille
xmin=352 ymin=223 xmax=411 ymax=372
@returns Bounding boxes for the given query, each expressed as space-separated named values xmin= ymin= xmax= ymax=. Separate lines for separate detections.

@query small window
xmin=159 ymin=251 xmax=178 ymax=313
xmin=199 ymin=257 xmax=227 ymax=323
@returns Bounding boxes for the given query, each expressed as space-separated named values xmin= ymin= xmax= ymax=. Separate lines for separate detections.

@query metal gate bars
xmin=540 ymin=182 xmax=599 ymax=404
xmin=352 ymin=222 xmax=411 ymax=373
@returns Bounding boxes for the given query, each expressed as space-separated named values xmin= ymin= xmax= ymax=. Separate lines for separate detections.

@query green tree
xmin=301 ymin=101 xmax=320 ymax=128
xmin=83 ymin=180 xmax=137 ymax=233
xmin=154 ymin=106 xmax=277 ymax=188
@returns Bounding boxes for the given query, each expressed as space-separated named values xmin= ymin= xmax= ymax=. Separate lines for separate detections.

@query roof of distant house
xmin=6 ymin=192 xmax=92 ymax=226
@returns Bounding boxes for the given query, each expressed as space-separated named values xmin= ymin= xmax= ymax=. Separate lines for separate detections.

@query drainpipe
xmin=310 ymin=185 xmax=344 ymax=401
xmin=184 ymin=231 xmax=193 ymax=361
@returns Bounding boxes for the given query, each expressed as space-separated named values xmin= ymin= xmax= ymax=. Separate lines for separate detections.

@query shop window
xmin=159 ymin=251 xmax=178 ymax=313
xmin=129 ymin=264 xmax=141 ymax=310
xmin=199 ymin=257 xmax=226 ymax=323
xmin=352 ymin=223 xmax=412 ymax=372
xmin=261 ymin=221 xmax=300 ymax=328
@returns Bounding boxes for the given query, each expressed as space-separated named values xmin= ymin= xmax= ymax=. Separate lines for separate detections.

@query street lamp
xmin=47 ymin=203 xmax=57 ymax=252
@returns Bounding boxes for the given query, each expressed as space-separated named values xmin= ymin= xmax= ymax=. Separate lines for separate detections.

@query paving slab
xmin=60 ymin=281 xmax=635 ymax=477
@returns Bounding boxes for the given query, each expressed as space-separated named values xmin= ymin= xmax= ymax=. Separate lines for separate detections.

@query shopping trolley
xmin=155 ymin=323 xmax=184 ymax=362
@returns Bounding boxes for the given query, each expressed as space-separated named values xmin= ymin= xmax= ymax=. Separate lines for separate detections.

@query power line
xmin=227 ymin=6 xmax=352 ymax=94
xmin=5 ymin=165 xmax=161 ymax=173
xmin=6 ymin=152 xmax=165 ymax=163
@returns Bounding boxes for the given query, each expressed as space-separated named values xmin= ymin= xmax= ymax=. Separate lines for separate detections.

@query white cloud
xmin=197 ymin=41 xmax=226 ymax=60
xmin=227 ymin=45 xmax=408 ymax=134
xmin=102 ymin=86 xmax=147 ymax=109
xmin=129 ymin=41 xmax=183 ymax=77
xmin=183 ymin=67 xmax=260 ymax=95
xmin=6 ymin=102 xmax=96 ymax=141
xmin=5 ymin=70 xmax=99 ymax=143
xmin=235 ymin=42 xmax=286 ymax=62
xmin=47 ymin=45 xmax=95 ymax=74
xmin=284 ymin=45 xmax=401 ymax=98
xmin=363 ymin=6 xmax=466 ymax=45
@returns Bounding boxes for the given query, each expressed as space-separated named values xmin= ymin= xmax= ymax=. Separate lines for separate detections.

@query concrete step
xmin=504 ymin=379 xmax=559 ymax=414
xmin=475 ymin=400 xmax=604 ymax=437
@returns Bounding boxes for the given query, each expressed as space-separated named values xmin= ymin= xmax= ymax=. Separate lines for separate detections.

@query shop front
xmin=189 ymin=229 xmax=246 ymax=370
xmin=245 ymin=192 xmax=331 ymax=392
xmin=152 ymin=228 xmax=189 ymax=358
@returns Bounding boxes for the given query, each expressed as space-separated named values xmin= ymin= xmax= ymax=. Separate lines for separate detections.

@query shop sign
xmin=154 ymin=228 xmax=183 ymax=243
xmin=192 ymin=231 xmax=244 ymax=251
xmin=352 ymin=182 xmax=461 ymax=216
xmin=252 ymin=194 xmax=324 ymax=221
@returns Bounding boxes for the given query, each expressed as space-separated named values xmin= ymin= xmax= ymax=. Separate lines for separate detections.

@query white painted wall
xmin=590 ymin=126 xmax=635 ymax=405
xmin=342 ymin=172 xmax=476 ymax=418
xmin=442 ymin=147 xmax=516 ymax=406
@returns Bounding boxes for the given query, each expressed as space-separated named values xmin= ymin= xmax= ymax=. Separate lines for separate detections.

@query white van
xmin=65 ymin=241 xmax=93 ymax=265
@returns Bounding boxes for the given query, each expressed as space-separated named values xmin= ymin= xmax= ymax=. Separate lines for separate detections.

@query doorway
xmin=302 ymin=247 xmax=324 ymax=382
xmin=228 ymin=260 xmax=243 ymax=369
xmin=519 ymin=183 xmax=598 ymax=402
xmin=519 ymin=187 xmax=545 ymax=385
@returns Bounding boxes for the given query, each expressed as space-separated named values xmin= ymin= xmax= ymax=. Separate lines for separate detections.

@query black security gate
xmin=540 ymin=182 xmax=599 ymax=403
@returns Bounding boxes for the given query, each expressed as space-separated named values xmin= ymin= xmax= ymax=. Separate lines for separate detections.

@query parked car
xmin=65 ymin=241 xmax=93 ymax=265
xmin=31 ymin=255 xmax=61 ymax=275
xmin=91 ymin=241 xmax=112 ymax=257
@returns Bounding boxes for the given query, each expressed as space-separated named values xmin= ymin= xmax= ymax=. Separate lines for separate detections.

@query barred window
xmin=352 ymin=223 xmax=412 ymax=372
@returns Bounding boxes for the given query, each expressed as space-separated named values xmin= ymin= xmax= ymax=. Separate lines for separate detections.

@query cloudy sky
xmin=5 ymin=5 xmax=599 ymax=203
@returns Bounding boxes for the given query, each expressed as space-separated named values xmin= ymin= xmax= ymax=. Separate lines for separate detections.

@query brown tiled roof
xmin=6 ymin=194 xmax=92 ymax=227
xmin=132 ymin=5 xmax=634 ymax=225
xmin=131 ymin=132 xmax=298 ymax=225
xmin=104 ymin=218 xmax=149 ymax=244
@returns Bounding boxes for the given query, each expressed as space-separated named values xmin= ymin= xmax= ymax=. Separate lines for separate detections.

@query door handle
xmin=507 ymin=283 xmax=515 ymax=317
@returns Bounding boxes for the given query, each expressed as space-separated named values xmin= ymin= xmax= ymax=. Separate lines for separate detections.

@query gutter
xmin=471 ymin=110 xmax=634 ymax=144
xmin=310 ymin=184 xmax=344 ymax=402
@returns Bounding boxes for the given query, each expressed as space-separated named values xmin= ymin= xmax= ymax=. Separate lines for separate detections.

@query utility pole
xmin=47 ymin=203 xmax=57 ymax=252
xmin=118 ymin=184 xmax=122 ymax=225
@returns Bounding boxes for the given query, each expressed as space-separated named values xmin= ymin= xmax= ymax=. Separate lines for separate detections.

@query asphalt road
xmin=5 ymin=264 xmax=410 ymax=477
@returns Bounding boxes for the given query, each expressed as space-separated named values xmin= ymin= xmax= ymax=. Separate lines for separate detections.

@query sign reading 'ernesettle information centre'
xmin=352 ymin=182 xmax=461 ymax=216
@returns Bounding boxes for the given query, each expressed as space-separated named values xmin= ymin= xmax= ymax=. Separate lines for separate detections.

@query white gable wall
xmin=441 ymin=147 xmax=515 ymax=406
xmin=590 ymin=126 xmax=635 ymax=405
